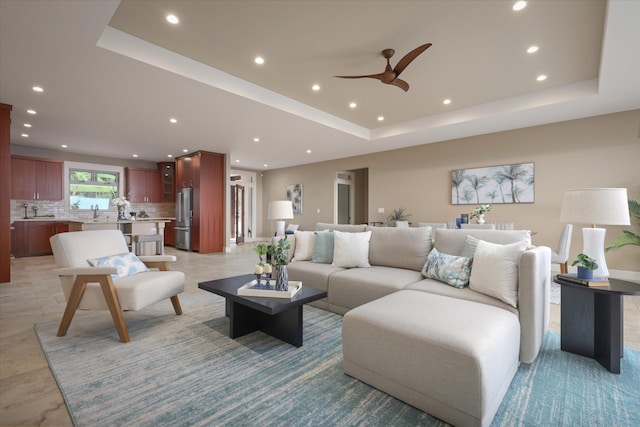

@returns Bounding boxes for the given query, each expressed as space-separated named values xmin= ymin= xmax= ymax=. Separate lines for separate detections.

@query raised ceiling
xmin=1 ymin=0 xmax=639 ymax=170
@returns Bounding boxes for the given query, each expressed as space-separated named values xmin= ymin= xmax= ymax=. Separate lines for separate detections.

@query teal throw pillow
xmin=312 ymin=231 xmax=334 ymax=264
xmin=421 ymin=248 xmax=473 ymax=289
xmin=87 ymin=252 xmax=150 ymax=279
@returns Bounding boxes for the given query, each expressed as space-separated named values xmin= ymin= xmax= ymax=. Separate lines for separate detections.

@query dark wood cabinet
xmin=176 ymin=151 xmax=224 ymax=253
xmin=11 ymin=156 xmax=63 ymax=200
xmin=125 ymin=167 xmax=162 ymax=203
xmin=164 ymin=220 xmax=176 ymax=247
xmin=12 ymin=221 xmax=68 ymax=257
xmin=159 ymin=162 xmax=176 ymax=202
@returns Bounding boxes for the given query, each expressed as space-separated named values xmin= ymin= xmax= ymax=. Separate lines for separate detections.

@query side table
xmin=555 ymin=277 xmax=640 ymax=373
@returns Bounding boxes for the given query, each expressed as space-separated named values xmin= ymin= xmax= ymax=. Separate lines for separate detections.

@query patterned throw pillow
xmin=87 ymin=252 xmax=150 ymax=279
xmin=421 ymin=248 xmax=473 ymax=289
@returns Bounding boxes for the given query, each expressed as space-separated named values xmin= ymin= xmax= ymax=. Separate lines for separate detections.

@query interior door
xmin=336 ymin=172 xmax=353 ymax=224
xmin=232 ymin=184 xmax=245 ymax=244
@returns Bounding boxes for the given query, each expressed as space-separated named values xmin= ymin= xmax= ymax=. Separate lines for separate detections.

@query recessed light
xmin=306 ymin=150 xmax=312 ymax=154
xmin=377 ymin=116 xmax=384 ymax=121
xmin=167 ymin=154 xmax=173 ymax=158
xmin=21 ymin=133 xmax=29 ymax=137
xmin=235 ymin=159 xmax=240 ymax=163
xmin=170 ymin=118 xmax=177 ymax=124
xmin=253 ymin=137 xmax=260 ymax=143
xmin=32 ymin=86 xmax=43 ymax=93
xmin=23 ymin=123 xmax=32 ymax=128
xmin=527 ymin=46 xmax=539 ymax=54
xmin=133 ymin=154 xmax=138 ymax=158
xmin=166 ymin=14 xmax=179 ymax=24
xmin=513 ymin=1 xmax=527 ymax=11
xmin=536 ymin=74 xmax=547 ymax=82
xmin=443 ymin=99 xmax=452 ymax=105
xmin=254 ymin=56 xmax=265 ymax=65
xmin=263 ymin=164 xmax=268 ymax=167
xmin=61 ymin=145 xmax=68 ymax=148
xmin=312 ymin=84 xmax=320 ymax=91
xmin=349 ymin=102 xmax=357 ymax=109
xmin=182 ymin=149 xmax=188 ymax=153
xmin=27 ymin=109 xmax=36 ymax=115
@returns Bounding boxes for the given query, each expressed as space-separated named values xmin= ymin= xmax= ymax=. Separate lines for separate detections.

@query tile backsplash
xmin=11 ymin=200 xmax=175 ymax=221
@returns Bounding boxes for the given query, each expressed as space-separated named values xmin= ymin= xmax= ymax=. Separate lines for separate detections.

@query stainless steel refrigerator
xmin=175 ymin=187 xmax=192 ymax=251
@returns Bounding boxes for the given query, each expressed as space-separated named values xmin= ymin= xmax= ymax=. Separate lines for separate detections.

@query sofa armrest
xmin=138 ymin=255 xmax=177 ymax=263
xmin=53 ymin=266 xmax=120 ymax=276
xmin=517 ymin=245 xmax=552 ymax=363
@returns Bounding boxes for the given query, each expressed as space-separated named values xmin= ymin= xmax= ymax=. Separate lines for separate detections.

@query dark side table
xmin=556 ymin=277 xmax=640 ymax=373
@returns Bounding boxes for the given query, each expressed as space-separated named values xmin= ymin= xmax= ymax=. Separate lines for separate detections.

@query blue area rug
xmin=35 ymin=292 xmax=640 ymax=426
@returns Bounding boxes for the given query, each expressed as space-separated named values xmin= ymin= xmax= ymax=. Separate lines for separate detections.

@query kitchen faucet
xmin=92 ymin=205 xmax=99 ymax=219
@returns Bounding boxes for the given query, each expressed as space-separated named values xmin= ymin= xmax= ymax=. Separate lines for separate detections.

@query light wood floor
xmin=1 ymin=244 xmax=639 ymax=426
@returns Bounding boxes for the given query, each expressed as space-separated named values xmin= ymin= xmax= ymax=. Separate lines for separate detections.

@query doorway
xmin=231 ymin=183 xmax=245 ymax=244
xmin=335 ymin=169 xmax=368 ymax=225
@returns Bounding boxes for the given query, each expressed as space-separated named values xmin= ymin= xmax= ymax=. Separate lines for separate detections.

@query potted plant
xmin=253 ymin=239 xmax=291 ymax=290
xmin=388 ymin=207 xmax=411 ymax=227
xmin=469 ymin=204 xmax=493 ymax=224
xmin=571 ymin=253 xmax=598 ymax=280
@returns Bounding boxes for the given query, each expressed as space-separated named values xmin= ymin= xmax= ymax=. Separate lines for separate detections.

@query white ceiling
xmin=1 ymin=0 xmax=639 ymax=170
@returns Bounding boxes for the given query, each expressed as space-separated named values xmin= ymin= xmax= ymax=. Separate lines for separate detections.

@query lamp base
xmin=275 ymin=220 xmax=286 ymax=237
xmin=582 ymin=227 xmax=608 ymax=279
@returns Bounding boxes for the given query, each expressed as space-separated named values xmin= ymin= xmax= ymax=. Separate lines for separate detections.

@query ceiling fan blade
xmin=334 ymin=72 xmax=387 ymax=81
xmin=393 ymin=43 xmax=432 ymax=77
xmin=390 ymin=78 xmax=410 ymax=92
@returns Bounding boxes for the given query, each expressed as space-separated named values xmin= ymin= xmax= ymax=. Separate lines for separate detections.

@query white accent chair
xmin=461 ymin=223 xmax=496 ymax=230
xmin=551 ymin=224 xmax=573 ymax=274
xmin=50 ymin=230 xmax=185 ymax=343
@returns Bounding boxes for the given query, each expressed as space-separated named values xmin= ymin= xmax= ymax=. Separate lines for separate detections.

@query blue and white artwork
xmin=451 ymin=162 xmax=535 ymax=205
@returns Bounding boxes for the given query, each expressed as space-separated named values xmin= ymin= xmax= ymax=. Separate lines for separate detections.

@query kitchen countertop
xmin=13 ymin=217 xmax=175 ymax=223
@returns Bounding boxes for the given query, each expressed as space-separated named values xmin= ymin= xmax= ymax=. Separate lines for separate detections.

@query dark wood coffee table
xmin=198 ymin=274 xmax=327 ymax=347
xmin=555 ymin=277 xmax=640 ymax=373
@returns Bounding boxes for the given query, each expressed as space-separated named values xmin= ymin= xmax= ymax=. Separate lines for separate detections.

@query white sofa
xmin=281 ymin=224 xmax=551 ymax=426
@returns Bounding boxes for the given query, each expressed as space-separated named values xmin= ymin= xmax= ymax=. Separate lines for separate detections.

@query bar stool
xmin=134 ymin=234 xmax=164 ymax=256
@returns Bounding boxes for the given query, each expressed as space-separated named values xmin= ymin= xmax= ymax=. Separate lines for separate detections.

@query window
xmin=65 ymin=162 xmax=124 ymax=210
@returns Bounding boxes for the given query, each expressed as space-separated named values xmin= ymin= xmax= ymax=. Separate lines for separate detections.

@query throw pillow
xmin=312 ymin=231 xmax=334 ymax=264
xmin=469 ymin=239 xmax=528 ymax=308
xmin=286 ymin=224 xmax=299 ymax=232
xmin=87 ymin=252 xmax=150 ymax=279
xmin=461 ymin=235 xmax=480 ymax=258
xmin=332 ymin=230 xmax=372 ymax=268
xmin=421 ymin=248 xmax=473 ymax=289
xmin=291 ymin=231 xmax=315 ymax=262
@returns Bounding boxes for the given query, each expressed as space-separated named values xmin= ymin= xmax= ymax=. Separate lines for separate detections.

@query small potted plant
xmin=388 ymin=207 xmax=411 ymax=227
xmin=571 ymin=253 xmax=598 ymax=280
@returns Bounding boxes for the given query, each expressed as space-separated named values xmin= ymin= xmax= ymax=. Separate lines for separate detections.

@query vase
xmin=117 ymin=205 xmax=126 ymax=220
xmin=477 ymin=214 xmax=485 ymax=224
xmin=275 ymin=265 xmax=288 ymax=291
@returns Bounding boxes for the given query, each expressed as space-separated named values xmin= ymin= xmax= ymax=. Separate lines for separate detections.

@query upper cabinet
xmin=125 ymin=167 xmax=162 ymax=203
xmin=159 ymin=162 xmax=176 ymax=202
xmin=176 ymin=153 xmax=200 ymax=188
xmin=11 ymin=156 xmax=63 ymax=200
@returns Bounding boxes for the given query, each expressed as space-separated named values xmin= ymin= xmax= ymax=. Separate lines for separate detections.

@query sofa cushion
xmin=366 ymin=226 xmax=432 ymax=271
xmin=421 ymin=248 xmax=473 ymax=289
xmin=286 ymin=260 xmax=344 ymax=292
xmin=469 ymin=240 xmax=528 ymax=308
xmin=315 ymin=223 xmax=367 ymax=232
xmin=291 ymin=231 xmax=315 ymax=262
xmin=332 ymin=230 xmax=372 ymax=268
xmin=434 ymin=229 xmax=531 ymax=256
xmin=312 ymin=231 xmax=334 ymax=264
xmin=87 ymin=252 xmax=149 ymax=279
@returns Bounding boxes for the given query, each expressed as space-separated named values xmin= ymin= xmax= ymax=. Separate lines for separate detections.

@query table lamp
xmin=268 ymin=200 xmax=294 ymax=236
xmin=559 ymin=188 xmax=630 ymax=278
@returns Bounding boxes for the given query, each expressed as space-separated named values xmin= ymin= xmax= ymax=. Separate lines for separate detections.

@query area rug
xmin=35 ymin=292 xmax=640 ymax=427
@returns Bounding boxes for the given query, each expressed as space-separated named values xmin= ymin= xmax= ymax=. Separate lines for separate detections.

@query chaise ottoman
xmin=342 ymin=290 xmax=520 ymax=427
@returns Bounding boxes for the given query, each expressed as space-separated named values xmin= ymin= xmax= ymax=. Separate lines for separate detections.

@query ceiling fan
xmin=334 ymin=43 xmax=432 ymax=92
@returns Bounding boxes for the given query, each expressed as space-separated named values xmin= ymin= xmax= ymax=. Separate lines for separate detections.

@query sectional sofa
xmin=281 ymin=223 xmax=552 ymax=427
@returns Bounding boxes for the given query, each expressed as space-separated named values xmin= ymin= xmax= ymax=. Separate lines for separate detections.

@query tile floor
xmin=1 ymin=244 xmax=639 ymax=426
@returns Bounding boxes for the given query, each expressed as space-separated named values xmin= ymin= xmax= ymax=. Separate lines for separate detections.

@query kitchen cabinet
xmin=12 ymin=221 xmax=68 ymax=257
xmin=159 ymin=162 xmax=176 ymax=202
xmin=125 ymin=167 xmax=162 ymax=203
xmin=164 ymin=220 xmax=176 ymax=247
xmin=176 ymin=151 xmax=224 ymax=253
xmin=11 ymin=156 xmax=63 ymax=200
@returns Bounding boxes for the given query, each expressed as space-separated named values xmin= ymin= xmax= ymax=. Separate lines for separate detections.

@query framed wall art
xmin=287 ymin=184 xmax=303 ymax=214
xmin=451 ymin=162 xmax=534 ymax=205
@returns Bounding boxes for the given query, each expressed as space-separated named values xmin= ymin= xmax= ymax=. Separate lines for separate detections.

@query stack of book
xmin=555 ymin=273 xmax=609 ymax=287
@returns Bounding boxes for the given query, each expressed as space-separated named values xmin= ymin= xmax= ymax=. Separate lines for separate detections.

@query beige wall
xmin=262 ymin=110 xmax=640 ymax=273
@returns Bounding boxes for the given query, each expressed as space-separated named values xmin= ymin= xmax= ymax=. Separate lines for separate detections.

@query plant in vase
xmin=387 ymin=207 xmax=411 ymax=227
xmin=571 ymin=253 xmax=598 ymax=280
xmin=269 ymin=238 xmax=291 ymax=291
xmin=111 ymin=197 xmax=130 ymax=220
xmin=470 ymin=204 xmax=493 ymax=224
xmin=253 ymin=243 xmax=269 ymax=287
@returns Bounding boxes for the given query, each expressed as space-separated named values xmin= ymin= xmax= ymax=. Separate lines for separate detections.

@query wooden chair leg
xmin=97 ymin=276 xmax=130 ymax=343
xmin=560 ymin=262 xmax=568 ymax=274
xmin=170 ymin=295 xmax=183 ymax=315
xmin=57 ymin=276 xmax=89 ymax=337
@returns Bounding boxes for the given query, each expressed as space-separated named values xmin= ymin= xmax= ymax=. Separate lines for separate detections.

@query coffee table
xmin=555 ymin=277 xmax=640 ymax=373
xmin=198 ymin=274 xmax=327 ymax=347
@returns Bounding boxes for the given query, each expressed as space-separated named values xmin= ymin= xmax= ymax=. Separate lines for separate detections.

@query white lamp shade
xmin=268 ymin=200 xmax=294 ymax=220
xmin=559 ymin=188 xmax=630 ymax=225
